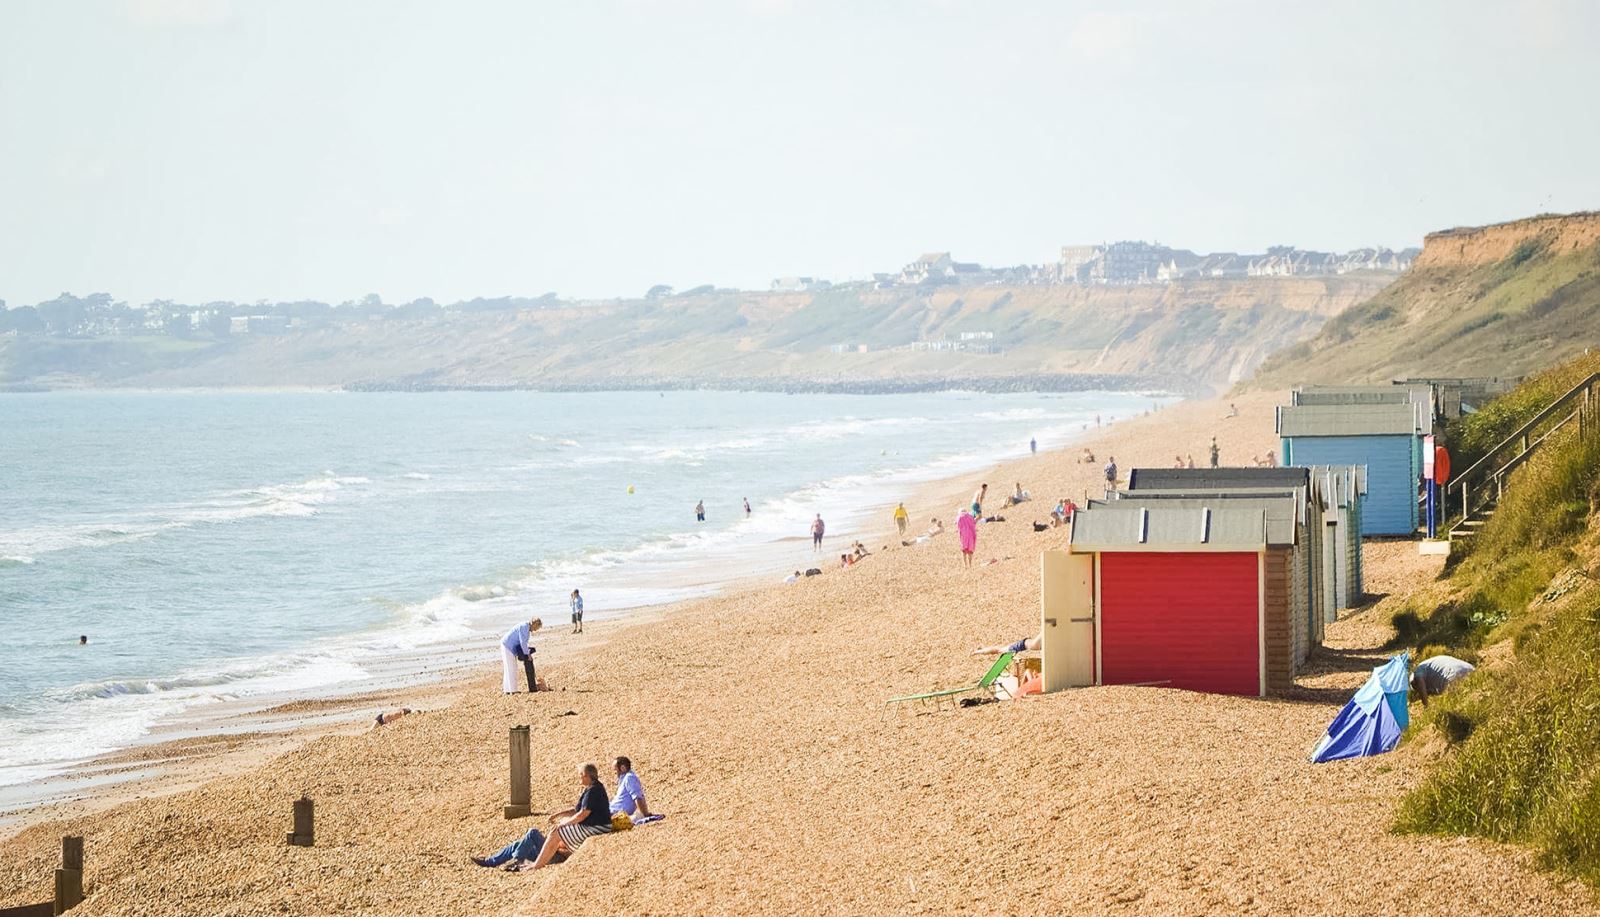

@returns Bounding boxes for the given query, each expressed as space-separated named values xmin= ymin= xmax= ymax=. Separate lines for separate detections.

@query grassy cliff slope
xmin=1382 ymin=354 xmax=1600 ymax=884
xmin=1250 ymin=212 xmax=1600 ymax=388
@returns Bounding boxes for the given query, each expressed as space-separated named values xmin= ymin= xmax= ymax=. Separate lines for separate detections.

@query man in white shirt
xmin=500 ymin=617 xmax=542 ymax=694
xmin=610 ymin=756 xmax=653 ymax=819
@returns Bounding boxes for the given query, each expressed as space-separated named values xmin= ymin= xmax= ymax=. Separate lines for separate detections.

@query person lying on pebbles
xmin=973 ymin=634 xmax=1040 ymax=656
xmin=373 ymin=708 xmax=413 ymax=728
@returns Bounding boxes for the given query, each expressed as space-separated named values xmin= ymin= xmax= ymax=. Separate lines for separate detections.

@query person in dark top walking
xmin=695 ymin=500 xmax=706 ymax=522
xmin=521 ymin=763 xmax=613 ymax=871
xmin=1209 ymin=437 xmax=1220 ymax=468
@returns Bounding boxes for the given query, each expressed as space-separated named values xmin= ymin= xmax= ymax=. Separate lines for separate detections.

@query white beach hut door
xmin=1041 ymin=551 xmax=1095 ymax=691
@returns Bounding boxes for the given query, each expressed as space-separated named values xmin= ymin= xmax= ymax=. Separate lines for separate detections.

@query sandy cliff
xmin=1249 ymin=210 xmax=1600 ymax=389
xmin=1414 ymin=211 xmax=1600 ymax=270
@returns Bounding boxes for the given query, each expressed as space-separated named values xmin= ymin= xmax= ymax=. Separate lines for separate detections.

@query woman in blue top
xmin=520 ymin=763 xmax=612 ymax=871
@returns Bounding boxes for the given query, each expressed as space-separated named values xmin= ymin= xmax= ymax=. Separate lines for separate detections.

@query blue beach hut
xmin=1277 ymin=401 xmax=1424 ymax=536
xmin=1310 ymin=653 xmax=1410 ymax=763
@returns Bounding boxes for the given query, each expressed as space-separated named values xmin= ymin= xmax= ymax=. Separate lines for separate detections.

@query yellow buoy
xmin=627 ymin=484 xmax=635 ymax=494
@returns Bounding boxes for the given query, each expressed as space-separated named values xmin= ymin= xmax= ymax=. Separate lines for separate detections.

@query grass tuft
xmin=1392 ymin=367 xmax=1600 ymax=885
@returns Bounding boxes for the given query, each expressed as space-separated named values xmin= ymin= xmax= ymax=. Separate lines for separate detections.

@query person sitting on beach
xmin=516 ymin=763 xmax=614 ymax=871
xmin=785 ymin=570 xmax=801 ymax=584
xmin=840 ymin=553 xmax=855 ymax=568
xmin=1173 ymin=455 xmax=1185 ymax=468
xmin=610 ymin=756 xmax=653 ymax=821
xmin=851 ymin=540 xmax=869 ymax=559
xmin=1050 ymin=498 xmax=1078 ymax=527
xmin=1080 ymin=448 xmax=1095 ymax=464
xmin=500 ymin=617 xmax=542 ymax=694
xmin=1005 ymin=483 xmax=1030 ymax=506
xmin=973 ymin=634 xmax=1040 ymax=656
xmin=374 ymin=707 xmax=413 ymax=728
xmin=1411 ymin=655 xmax=1476 ymax=707
xmin=1185 ymin=454 xmax=1196 ymax=469
xmin=472 ymin=825 xmax=550 ymax=871
xmin=927 ymin=517 xmax=944 ymax=536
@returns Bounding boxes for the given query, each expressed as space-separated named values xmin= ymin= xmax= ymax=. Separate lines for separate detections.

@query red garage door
xmin=1099 ymin=551 xmax=1260 ymax=696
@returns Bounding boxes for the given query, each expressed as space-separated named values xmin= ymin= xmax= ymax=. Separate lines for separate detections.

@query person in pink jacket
xmin=957 ymin=509 xmax=978 ymax=568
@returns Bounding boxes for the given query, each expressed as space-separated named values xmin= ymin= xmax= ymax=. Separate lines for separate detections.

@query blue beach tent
xmin=1310 ymin=653 xmax=1410 ymax=763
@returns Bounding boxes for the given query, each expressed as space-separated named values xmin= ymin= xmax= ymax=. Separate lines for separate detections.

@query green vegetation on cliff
xmin=1251 ymin=215 xmax=1600 ymax=388
xmin=1386 ymin=355 xmax=1600 ymax=884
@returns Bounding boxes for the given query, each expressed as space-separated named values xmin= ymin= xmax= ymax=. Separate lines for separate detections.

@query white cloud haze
xmin=0 ymin=0 xmax=1596 ymax=304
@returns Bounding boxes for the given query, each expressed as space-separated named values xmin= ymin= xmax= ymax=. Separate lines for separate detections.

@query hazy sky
xmin=2 ymin=0 xmax=1597 ymax=305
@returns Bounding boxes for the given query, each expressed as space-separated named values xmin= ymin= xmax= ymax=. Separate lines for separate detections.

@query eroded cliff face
xmin=1248 ymin=211 xmax=1600 ymax=389
xmin=1414 ymin=211 xmax=1600 ymax=270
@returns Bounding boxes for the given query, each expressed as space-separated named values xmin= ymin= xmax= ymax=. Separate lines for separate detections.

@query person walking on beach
xmin=811 ymin=514 xmax=825 ymax=552
xmin=1104 ymin=457 xmax=1118 ymax=488
xmin=1209 ymin=437 xmax=1220 ymax=468
xmin=957 ymin=508 xmax=978 ymax=568
xmin=971 ymin=483 xmax=988 ymax=516
xmin=894 ymin=502 xmax=909 ymax=536
xmin=743 ymin=497 xmax=751 ymax=517
xmin=1030 ymin=436 xmax=1037 ymax=455
xmin=695 ymin=500 xmax=706 ymax=523
xmin=570 ymin=589 xmax=584 ymax=634
xmin=500 ymin=617 xmax=542 ymax=694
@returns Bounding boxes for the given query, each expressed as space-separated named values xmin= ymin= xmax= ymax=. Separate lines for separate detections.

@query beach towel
xmin=631 ymin=814 xmax=666 ymax=826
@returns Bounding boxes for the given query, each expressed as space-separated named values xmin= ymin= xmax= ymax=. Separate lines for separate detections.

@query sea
xmin=0 ymin=388 xmax=1164 ymax=799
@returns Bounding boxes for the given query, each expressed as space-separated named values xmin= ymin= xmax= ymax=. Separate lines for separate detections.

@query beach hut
xmin=1292 ymin=383 xmax=1436 ymax=422
xmin=1311 ymin=465 xmax=1367 ymax=614
xmin=1276 ymin=401 xmax=1424 ymax=536
xmin=1126 ymin=464 xmax=1369 ymax=625
xmin=1041 ymin=502 xmax=1304 ymax=698
xmin=1098 ymin=488 xmax=1323 ymax=663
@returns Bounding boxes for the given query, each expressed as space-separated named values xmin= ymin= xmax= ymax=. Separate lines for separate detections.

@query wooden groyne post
xmin=287 ymin=796 xmax=314 ymax=847
xmin=504 ymin=725 xmax=531 ymax=818
xmin=0 ymin=837 xmax=82 ymax=916
xmin=52 ymin=835 xmax=83 ymax=915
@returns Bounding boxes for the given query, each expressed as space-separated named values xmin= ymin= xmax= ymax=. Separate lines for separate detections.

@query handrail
xmin=1447 ymin=371 xmax=1600 ymax=488
xmin=1445 ymin=371 xmax=1600 ymax=529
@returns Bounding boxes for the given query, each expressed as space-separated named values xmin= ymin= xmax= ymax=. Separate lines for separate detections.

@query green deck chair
xmin=886 ymin=652 xmax=1015 ymax=708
